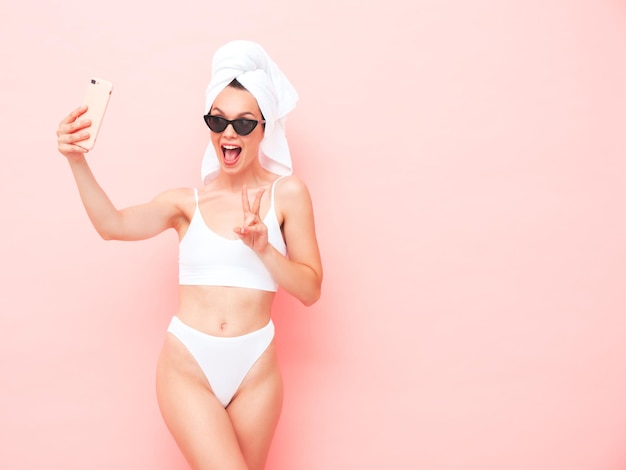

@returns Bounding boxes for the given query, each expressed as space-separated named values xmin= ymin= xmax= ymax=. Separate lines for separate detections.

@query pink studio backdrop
xmin=1 ymin=1 xmax=625 ymax=469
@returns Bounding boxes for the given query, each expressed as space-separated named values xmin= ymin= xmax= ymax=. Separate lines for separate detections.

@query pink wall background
xmin=1 ymin=1 xmax=625 ymax=469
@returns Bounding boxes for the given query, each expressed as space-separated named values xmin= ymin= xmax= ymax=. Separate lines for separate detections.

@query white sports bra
xmin=178 ymin=177 xmax=287 ymax=291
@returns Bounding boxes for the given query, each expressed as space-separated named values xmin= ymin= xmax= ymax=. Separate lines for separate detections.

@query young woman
xmin=56 ymin=40 xmax=322 ymax=470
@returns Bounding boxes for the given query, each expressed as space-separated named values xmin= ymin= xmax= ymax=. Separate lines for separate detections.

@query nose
xmin=223 ymin=122 xmax=238 ymax=137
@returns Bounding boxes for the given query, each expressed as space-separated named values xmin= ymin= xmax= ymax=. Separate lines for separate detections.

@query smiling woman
xmin=206 ymin=84 xmax=266 ymax=173
xmin=55 ymin=40 xmax=322 ymax=470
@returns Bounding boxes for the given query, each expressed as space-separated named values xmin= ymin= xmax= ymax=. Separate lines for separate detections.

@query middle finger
xmin=251 ymin=188 xmax=265 ymax=216
xmin=57 ymin=119 xmax=90 ymax=138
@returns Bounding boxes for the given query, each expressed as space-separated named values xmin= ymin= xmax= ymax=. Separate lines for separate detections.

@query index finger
xmin=60 ymin=105 xmax=88 ymax=125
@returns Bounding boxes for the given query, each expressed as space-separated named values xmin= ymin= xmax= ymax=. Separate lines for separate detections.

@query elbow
xmin=90 ymin=213 xmax=124 ymax=241
xmin=96 ymin=225 xmax=118 ymax=241
xmin=301 ymin=284 xmax=322 ymax=307
xmin=99 ymin=231 xmax=113 ymax=241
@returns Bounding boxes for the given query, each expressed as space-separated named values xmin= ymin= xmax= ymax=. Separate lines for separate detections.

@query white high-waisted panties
xmin=167 ymin=315 xmax=275 ymax=407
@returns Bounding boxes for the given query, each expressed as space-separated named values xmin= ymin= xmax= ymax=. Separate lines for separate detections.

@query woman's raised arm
xmin=57 ymin=106 xmax=185 ymax=241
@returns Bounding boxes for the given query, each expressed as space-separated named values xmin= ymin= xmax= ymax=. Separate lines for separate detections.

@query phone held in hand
xmin=78 ymin=77 xmax=113 ymax=151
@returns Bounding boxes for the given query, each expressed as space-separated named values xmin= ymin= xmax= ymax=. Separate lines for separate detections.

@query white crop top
xmin=178 ymin=177 xmax=287 ymax=291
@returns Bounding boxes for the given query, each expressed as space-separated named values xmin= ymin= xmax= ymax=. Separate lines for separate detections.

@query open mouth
xmin=222 ymin=145 xmax=242 ymax=166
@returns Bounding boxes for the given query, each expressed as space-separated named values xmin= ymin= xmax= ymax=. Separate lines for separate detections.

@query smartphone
xmin=78 ymin=77 xmax=113 ymax=151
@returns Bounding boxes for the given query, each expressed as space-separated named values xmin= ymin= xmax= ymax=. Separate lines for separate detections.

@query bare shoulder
xmin=275 ymin=175 xmax=312 ymax=204
xmin=274 ymin=175 xmax=315 ymax=228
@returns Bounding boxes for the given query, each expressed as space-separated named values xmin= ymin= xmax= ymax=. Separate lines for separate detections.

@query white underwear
xmin=167 ymin=315 xmax=274 ymax=407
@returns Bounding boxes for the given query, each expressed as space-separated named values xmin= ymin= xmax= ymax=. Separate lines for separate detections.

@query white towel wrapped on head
xmin=201 ymin=40 xmax=299 ymax=183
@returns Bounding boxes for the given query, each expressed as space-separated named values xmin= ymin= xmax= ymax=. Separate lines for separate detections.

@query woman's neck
xmin=211 ymin=166 xmax=275 ymax=191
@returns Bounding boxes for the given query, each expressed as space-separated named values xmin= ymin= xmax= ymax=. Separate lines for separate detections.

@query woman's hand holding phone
xmin=57 ymin=78 xmax=113 ymax=160
xmin=56 ymin=105 xmax=92 ymax=161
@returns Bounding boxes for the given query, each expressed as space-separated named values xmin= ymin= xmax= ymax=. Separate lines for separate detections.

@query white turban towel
xmin=201 ymin=40 xmax=299 ymax=183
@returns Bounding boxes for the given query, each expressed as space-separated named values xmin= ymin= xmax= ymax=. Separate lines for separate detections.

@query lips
xmin=222 ymin=145 xmax=242 ymax=165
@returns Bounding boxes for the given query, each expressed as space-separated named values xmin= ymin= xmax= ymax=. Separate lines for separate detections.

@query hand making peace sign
xmin=234 ymin=185 xmax=269 ymax=254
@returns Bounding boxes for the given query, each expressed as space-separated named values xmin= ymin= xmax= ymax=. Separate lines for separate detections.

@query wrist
xmin=256 ymin=242 xmax=276 ymax=262
xmin=66 ymin=153 xmax=88 ymax=166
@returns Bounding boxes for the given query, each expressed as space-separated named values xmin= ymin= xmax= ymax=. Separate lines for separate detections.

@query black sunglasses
xmin=203 ymin=115 xmax=265 ymax=136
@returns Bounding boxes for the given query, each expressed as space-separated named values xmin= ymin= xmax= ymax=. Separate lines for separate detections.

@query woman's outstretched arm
xmin=57 ymin=106 xmax=185 ymax=241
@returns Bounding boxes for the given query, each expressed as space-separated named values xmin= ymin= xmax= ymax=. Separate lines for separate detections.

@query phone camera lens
xmin=91 ymin=79 xmax=96 ymax=84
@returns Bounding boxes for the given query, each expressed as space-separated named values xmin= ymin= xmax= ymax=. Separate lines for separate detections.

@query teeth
xmin=223 ymin=145 xmax=239 ymax=149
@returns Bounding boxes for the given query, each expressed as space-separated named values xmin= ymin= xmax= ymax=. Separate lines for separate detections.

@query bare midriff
xmin=176 ymin=285 xmax=275 ymax=337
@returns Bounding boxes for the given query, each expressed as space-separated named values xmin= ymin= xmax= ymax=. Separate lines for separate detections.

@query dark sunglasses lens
xmin=204 ymin=116 xmax=259 ymax=135
xmin=232 ymin=119 xmax=257 ymax=136
xmin=205 ymin=115 xmax=228 ymax=132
